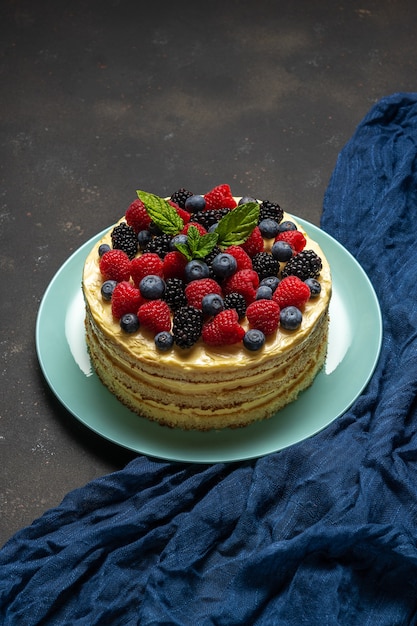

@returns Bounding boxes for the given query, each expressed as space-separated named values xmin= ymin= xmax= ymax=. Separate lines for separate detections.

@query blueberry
xmin=98 ymin=243 xmax=111 ymax=257
xmin=211 ymin=253 xmax=237 ymax=278
xmin=101 ymin=280 xmax=117 ymax=301
xmin=184 ymin=259 xmax=210 ymax=282
xmin=258 ymin=218 xmax=280 ymax=239
xmin=239 ymin=195 xmax=257 ymax=205
xmin=120 ymin=313 xmax=140 ymax=333
xmin=139 ymin=274 xmax=166 ymax=299
xmin=202 ymin=293 xmax=224 ymax=316
xmin=280 ymin=306 xmax=302 ymax=330
xmin=256 ymin=285 xmax=273 ymax=300
xmin=208 ymin=223 xmax=219 ymax=233
xmin=243 ymin=329 xmax=266 ymax=351
xmin=155 ymin=331 xmax=174 ymax=351
xmin=271 ymin=240 xmax=293 ymax=262
xmin=305 ymin=278 xmax=321 ymax=297
xmin=278 ymin=220 xmax=297 ymax=233
xmin=169 ymin=233 xmax=188 ymax=251
xmin=260 ymin=276 xmax=280 ymax=293
xmin=185 ymin=194 xmax=206 ymax=213
xmin=137 ymin=229 xmax=152 ymax=250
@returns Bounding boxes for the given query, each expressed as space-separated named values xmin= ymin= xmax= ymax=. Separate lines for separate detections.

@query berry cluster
xmin=97 ymin=184 xmax=324 ymax=351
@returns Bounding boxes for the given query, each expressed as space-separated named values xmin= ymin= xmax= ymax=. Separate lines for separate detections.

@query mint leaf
xmin=215 ymin=202 xmax=260 ymax=248
xmin=174 ymin=225 xmax=218 ymax=261
xmin=137 ymin=190 xmax=184 ymax=235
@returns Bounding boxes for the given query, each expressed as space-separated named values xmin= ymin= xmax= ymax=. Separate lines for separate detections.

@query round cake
xmin=82 ymin=184 xmax=331 ymax=431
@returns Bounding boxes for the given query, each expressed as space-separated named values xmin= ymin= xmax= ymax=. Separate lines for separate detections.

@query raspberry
xmin=225 ymin=245 xmax=253 ymax=271
xmin=99 ymin=249 xmax=131 ymax=283
xmin=273 ymin=275 xmax=311 ymax=310
xmin=241 ymin=226 xmax=264 ymax=257
xmin=110 ymin=222 xmax=138 ymax=260
xmin=275 ymin=230 xmax=306 ymax=253
xmin=111 ymin=281 xmax=144 ymax=319
xmin=181 ymin=221 xmax=207 ymax=236
xmin=202 ymin=309 xmax=245 ymax=346
xmin=223 ymin=269 xmax=259 ymax=305
xmin=137 ymin=300 xmax=171 ymax=335
xmin=162 ymin=250 xmax=188 ymax=280
xmin=172 ymin=306 xmax=203 ymax=348
xmin=185 ymin=278 xmax=222 ymax=309
xmin=130 ymin=253 xmax=164 ymax=287
xmin=125 ymin=198 xmax=151 ymax=233
xmin=204 ymin=184 xmax=237 ymax=211
xmin=281 ymin=249 xmax=322 ymax=280
xmin=246 ymin=300 xmax=280 ymax=335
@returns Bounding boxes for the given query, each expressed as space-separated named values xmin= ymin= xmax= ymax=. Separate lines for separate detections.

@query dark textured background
xmin=1 ymin=0 xmax=416 ymax=546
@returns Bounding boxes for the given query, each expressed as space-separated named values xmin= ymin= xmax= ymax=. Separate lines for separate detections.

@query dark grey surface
xmin=1 ymin=0 xmax=416 ymax=546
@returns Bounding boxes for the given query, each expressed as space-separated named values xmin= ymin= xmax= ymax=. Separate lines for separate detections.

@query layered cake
xmin=82 ymin=184 xmax=331 ymax=430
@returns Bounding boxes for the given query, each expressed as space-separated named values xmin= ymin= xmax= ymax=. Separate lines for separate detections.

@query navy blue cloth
xmin=2 ymin=93 xmax=417 ymax=625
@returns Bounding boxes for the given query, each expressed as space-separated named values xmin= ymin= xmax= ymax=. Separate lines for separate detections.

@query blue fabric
xmin=2 ymin=93 xmax=417 ymax=625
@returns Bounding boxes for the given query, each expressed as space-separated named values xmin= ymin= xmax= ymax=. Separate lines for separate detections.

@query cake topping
xmin=97 ymin=184 xmax=325 ymax=350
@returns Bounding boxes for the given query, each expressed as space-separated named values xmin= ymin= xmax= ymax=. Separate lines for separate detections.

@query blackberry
xmin=223 ymin=292 xmax=247 ymax=319
xmin=192 ymin=208 xmax=230 ymax=230
xmin=144 ymin=233 xmax=172 ymax=258
xmin=170 ymin=188 xmax=194 ymax=209
xmin=252 ymin=252 xmax=279 ymax=281
xmin=281 ymin=249 xmax=322 ymax=280
xmin=164 ymin=278 xmax=187 ymax=311
xmin=110 ymin=222 xmax=138 ymax=260
xmin=204 ymin=245 xmax=222 ymax=280
xmin=172 ymin=306 xmax=203 ymax=348
xmin=259 ymin=200 xmax=284 ymax=225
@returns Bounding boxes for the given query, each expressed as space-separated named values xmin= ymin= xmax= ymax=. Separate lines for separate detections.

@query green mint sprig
xmin=175 ymin=226 xmax=219 ymax=261
xmin=136 ymin=190 xmax=184 ymax=235
xmin=215 ymin=202 xmax=260 ymax=248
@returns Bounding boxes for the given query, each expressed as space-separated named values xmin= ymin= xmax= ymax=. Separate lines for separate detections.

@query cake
xmin=82 ymin=184 xmax=331 ymax=430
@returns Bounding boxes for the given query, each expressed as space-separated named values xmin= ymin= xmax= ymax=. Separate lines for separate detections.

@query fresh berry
xmin=184 ymin=259 xmax=210 ymax=282
xmin=170 ymin=188 xmax=193 ymax=209
xmin=223 ymin=292 xmax=247 ymax=319
xmin=139 ymin=275 xmax=166 ymax=300
xmin=155 ymin=331 xmax=174 ymax=351
xmin=144 ymin=233 xmax=172 ymax=258
xmin=243 ymin=329 xmax=266 ymax=351
xmin=271 ymin=240 xmax=293 ymax=262
xmin=204 ymin=184 xmax=237 ymax=211
xmin=223 ymin=269 xmax=259 ymax=305
xmin=169 ymin=234 xmax=188 ymax=251
xmin=260 ymin=276 xmax=280 ymax=293
xmin=181 ymin=221 xmax=207 ymax=236
xmin=252 ymin=252 xmax=279 ymax=281
xmin=125 ymin=198 xmax=151 ymax=233
xmin=275 ymin=230 xmax=306 ymax=253
xmin=305 ymin=277 xmax=322 ymax=297
xmin=137 ymin=229 xmax=152 ymax=250
xmin=111 ymin=222 xmax=138 ymax=260
xmin=273 ymin=275 xmax=311 ymax=310
xmin=120 ymin=313 xmax=140 ymax=333
xmin=281 ymin=249 xmax=322 ymax=281
xmin=98 ymin=243 xmax=111 ymax=257
xmin=99 ymin=249 xmax=131 ymax=283
xmin=202 ymin=309 xmax=245 ymax=346
xmin=225 ymin=245 xmax=253 ymax=271
xmin=192 ymin=208 xmax=230 ymax=230
xmin=246 ymin=300 xmax=280 ymax=335
xmin=172 ymin=306 xmax=204 ymax=348
xmin=256 ymin=285 xmax=273 ymax=300
xmin=211 ymin=252 xmax=238 ymax=278
xmin=280 ymin=306 xmax=303 ymax=330
xmin=101 ymin=279 xmax=117 ymax=301
xmin=239 ymin=195 xmax=257 ymax=205
xmin=258 ymin=200 xmax=284 ymax=224
xmin=163 ymin=278 xmax=187 ymax=310
xmin=137 ymin=300 xmax=171 ymax=334
xmin=163 ymin=250 xmax=188 ymax=280
xmin=130 ymin=253 xmax=164 ymax=286
xmin=258 ymin=218 xmax=280 ymax=239
xmin=241 ymin=226 xmax=264 ymax=257
xmin=278 ymin=220 xmax=297 ymax=232
xmin=185 ymin=194 xmax=206 ymax=213
xmin=201 ymin=293 xmax=224 ymax=317
xmin=185 ymin=278 xmax=222 ymax=309
xmin=111 ymin=281 xmax=144 ymax=319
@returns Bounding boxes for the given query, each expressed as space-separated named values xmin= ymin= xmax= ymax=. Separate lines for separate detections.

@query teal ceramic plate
xmin=36 ymin=218 xmax=382 ymax=463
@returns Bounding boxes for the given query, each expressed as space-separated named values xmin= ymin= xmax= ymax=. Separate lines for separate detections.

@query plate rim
xmin=35 ymin=217 xmax=383 ymax=463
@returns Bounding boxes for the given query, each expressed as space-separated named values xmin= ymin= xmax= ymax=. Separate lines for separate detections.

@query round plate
xmin=36 ymin=218 xmax=382 ymax=463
